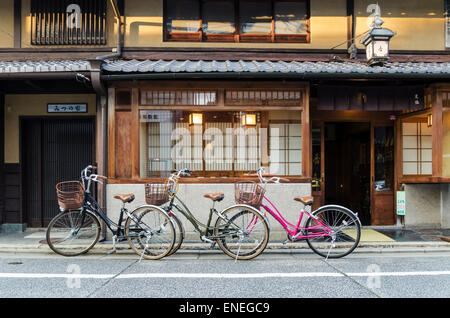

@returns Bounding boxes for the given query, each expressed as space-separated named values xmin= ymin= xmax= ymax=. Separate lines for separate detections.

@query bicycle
xmin=147 ymin=169 xmax=270 ymax=260
xmin=46 ymin=164 xmax=176 ymax=260
xmin=238 ymin=167 xmax=361 ymax=259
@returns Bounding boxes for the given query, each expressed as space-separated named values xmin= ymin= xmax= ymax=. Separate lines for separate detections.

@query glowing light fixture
xmin=427 ymin=114 xmax=432 ymax=127
xmin=241 ymin=113 xmax=257 ymax=127
xmin=189 ymin=113 xmax=203 ymax=125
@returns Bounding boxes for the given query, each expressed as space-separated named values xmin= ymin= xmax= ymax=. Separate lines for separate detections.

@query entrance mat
xmin=342 ymin=229 xmax=395 ymax=242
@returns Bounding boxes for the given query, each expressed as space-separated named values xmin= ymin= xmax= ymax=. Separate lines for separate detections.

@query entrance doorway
xmin=324 ymin=122 xmax=371 ymax=225
xmin=311 ymin=120 xmax=396 ymax=226
xmin=21 ymin=117 xmax=94 ymax=227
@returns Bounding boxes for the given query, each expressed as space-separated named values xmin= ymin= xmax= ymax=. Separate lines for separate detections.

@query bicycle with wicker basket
xmin=146 ymin=169 xmax=270 ymax=260
xmin=46 ymin=164 xmax=176 ymax=260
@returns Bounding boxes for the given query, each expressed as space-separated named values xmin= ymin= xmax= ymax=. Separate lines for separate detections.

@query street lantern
xmin=360 ymin=14 xmax=395 ymax=66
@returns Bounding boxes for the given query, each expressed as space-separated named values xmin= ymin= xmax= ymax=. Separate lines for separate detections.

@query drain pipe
xmin=96 ymin=0 xmax=122 ymax=61
xmin=93 ymin=0 xmax=121 ymax=241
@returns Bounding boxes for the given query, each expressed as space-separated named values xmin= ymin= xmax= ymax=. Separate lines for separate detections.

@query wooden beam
xmin=131 ymin=88 xmax=140 ymax=178
xmin=107 ymin=88 xmax=116 ymax=178
xmin=302 ymin=84 xmax=311 ymax=177
xmin=432 ymin=87 xmax=443 ymax=176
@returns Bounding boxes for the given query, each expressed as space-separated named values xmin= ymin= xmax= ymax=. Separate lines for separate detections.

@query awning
xmin=0 ymin=60 xmax=91 ymax=73
xmin=101 ymin=59 xmax=450 ymax=80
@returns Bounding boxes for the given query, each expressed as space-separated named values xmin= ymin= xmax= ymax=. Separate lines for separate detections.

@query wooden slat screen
xmin=225 ymin=89 xmax=302 ymax=106
xmin=140 ymin=90 xmax=218 ymax=106
xmin=31 ymin=0 xmax=107 ymax=45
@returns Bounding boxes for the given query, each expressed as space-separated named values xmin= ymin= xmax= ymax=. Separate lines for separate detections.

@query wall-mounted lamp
xmin=241 ymin=113 xmax=257 ymax=127
xmin=427 ymin=114 xmax=432 ymax=127
xmin=189 ymin=113 xmax=203 ymax=125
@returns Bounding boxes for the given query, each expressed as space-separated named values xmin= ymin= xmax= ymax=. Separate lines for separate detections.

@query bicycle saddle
xmin=113 ymin=193 xmax=135 ymax=203
xmin=294 ymin=196 xmax=314 ymax=206
xmin=204 ymin=193 xmax=225 ymax=202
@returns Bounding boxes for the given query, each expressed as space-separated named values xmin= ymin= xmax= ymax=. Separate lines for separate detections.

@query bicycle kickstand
xmin=325 ymin=239 xmax=336 ymax=261
xmin=107 ymin=235 xmax=117 ymax=255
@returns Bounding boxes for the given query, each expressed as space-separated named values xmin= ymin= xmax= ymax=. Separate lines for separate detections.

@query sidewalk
xmin=0 ymin=227 xmax=450 ymax=255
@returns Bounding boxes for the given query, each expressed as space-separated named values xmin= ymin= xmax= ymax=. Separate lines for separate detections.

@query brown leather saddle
xmin=293 ymin=196 xmax=314 ymax=206
xmin=203 ymin=193 xmax=225 ymax=202
xmin=113 ymin=193 xmax=135 ymax=203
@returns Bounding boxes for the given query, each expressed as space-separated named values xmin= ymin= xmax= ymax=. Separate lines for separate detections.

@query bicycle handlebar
xmin=256 ymin=167 xmax=289 ymax=185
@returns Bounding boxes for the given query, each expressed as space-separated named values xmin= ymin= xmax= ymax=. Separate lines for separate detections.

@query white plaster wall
xmin=106 ymin=183 xmax=311 ymax=241
xmin=404 ymin=184 xmax=442 ymax=228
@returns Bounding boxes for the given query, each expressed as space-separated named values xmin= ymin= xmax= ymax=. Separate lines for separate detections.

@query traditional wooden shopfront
xmin=101 ymin=60 xmax=450 ymax=228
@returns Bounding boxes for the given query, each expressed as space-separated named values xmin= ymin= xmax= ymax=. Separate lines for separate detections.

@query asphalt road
xmin=0 ymin=250 xmax=449 ymax=300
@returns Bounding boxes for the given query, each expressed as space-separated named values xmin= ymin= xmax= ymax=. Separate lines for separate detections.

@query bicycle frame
xmin=165 ymin=194 xmax=221 ymax=239
xmin=164 ymin=194 xmax=263 ymax=241
xmin=259 ymin=194 xmax=332 ymax=240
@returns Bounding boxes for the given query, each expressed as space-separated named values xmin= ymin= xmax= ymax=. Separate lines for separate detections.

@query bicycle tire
xmin=214 ymin=205 xmax=269 ymax=260
xmin=167 ymin=212 xmax=185 ymax=256
xmin=125 ymin=206 xmax=175 ymax=260
xmin=46 ymin=209 xmax=101 ymax=257
xmin=305 ymin=205 xmax=361 ymax=259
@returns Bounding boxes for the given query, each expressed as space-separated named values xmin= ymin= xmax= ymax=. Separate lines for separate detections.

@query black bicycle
xmin=46 ymin=164 xmax=175 ymax=260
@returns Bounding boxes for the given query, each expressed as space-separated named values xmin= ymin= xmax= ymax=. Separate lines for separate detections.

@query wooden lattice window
xmin=140 ymin=90 xmax=217 ymax=106
xmin=31 ymin=0 xmax=107 ymax=45
xmin=225 ymin=89 xmax=302 ymax=106
xmin=402 ymin=122 xmax=432 ymax=175
xmin=443 ymin=91 xmax=450 ymax=108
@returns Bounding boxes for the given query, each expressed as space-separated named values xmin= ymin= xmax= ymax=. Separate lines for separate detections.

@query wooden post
xmin=131 ymin=88 xmax=140 ymax=179
xmin=432 ymin=86 xmax=443 ymax=177
xmin=107 ymin=88 xmax=116 ymax=178
xmin=302 ymin=84 xmax=311 ymax=178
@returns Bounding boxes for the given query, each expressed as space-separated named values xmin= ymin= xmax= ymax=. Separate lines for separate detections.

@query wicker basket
xmin=234 ymin=181 xmax=265 ymax=209
xmin=145 ymin=183 xmax=170 ymax=206
xmin=56 ymin=181 xmax=85 ymax=210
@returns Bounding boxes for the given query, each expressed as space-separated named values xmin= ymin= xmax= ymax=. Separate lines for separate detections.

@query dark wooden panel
xmin=21 ymin=118 xmax=94 ymax=227
xmin=115 ymin=111 xmax=132 ymax=178
xmin=372 ymin=191 xmax=395 ymax=225
xmin=317 ymin=86 xmax=424 ymax=111
xmin=3 ymin=164 xmax=21 ymax=224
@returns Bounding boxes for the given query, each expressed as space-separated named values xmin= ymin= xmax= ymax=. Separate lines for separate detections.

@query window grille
xmin=31 ymin=0 xmax=107 ymax=45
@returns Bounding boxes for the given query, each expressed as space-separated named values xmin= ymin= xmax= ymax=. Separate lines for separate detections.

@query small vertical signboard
xmin=396 ymin=191 xmax=406 ymax=216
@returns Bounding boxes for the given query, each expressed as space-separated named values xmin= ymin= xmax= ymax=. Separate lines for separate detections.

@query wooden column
xmin=432 ymin=86 xmax=443 ymax=177
xmin=0 ymin=93 xmax=4 ymax=225
xmin=107 ymin=88 xmax=116 ymax=178
xmin=302 ymin=84 xmax=311 ymax=178
xmin=96 ymin=95 xmax=107 ymax=209
xmin=131 ymin=88 xmax=140 ymax=178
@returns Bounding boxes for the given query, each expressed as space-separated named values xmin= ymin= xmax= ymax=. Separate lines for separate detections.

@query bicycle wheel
xmin=46 ymin=209 xmax=101 ymax=256
xmin=167 ymin=212 xmax=185 ymax=256
xmin=125 ymin=206 xmax=175 ymax=260
xmin=214 ymin=205 xmax=269 ymax=260
xmin=305 ymin=205 xmax=361 ymax=259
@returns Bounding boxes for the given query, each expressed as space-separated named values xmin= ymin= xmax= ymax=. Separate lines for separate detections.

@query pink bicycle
xmin=235 ymin=168 xmax=361 ymax=259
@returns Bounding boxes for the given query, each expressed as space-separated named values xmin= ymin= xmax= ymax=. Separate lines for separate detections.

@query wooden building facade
xmin=0 ymin=0 xmax=449 ymax=233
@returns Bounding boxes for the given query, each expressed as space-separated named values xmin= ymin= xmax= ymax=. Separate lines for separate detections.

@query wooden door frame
xmin=370 ymin=122 xmax=396 ymax=225
xmin=311 ymin=110 xmax=396 ymax=224
xmin=19 ymin=116 xmax=96 ymax=227
xmin=311 ymin=120 xmax=325 ymax=211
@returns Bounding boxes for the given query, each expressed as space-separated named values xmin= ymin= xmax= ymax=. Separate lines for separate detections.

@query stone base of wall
xmin=0 ymin=223 xmax=26 ymax=233
xmin=106 ymin=183 xmax=312 ymax=241
xmin=404 ymin=184 xmax=450 ymax=229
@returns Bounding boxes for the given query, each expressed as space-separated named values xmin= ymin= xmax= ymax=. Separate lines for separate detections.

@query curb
xmin=1 ymin=241 xmax=450 ymax=255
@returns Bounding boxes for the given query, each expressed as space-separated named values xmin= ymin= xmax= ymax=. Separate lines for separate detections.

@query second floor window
xmin=31 ymin=0 xmax=107 ymax=45
xmin=164 ymin=0 xmax=310 ymax=43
